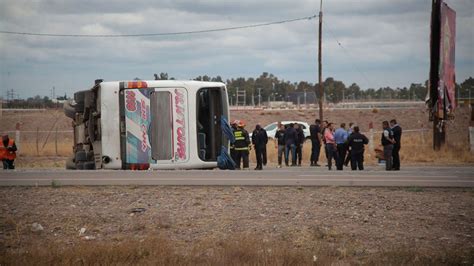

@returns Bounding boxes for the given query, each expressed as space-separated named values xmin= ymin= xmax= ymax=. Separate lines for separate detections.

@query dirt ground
xmin=1 ymin=186 xmax=473 ymax=263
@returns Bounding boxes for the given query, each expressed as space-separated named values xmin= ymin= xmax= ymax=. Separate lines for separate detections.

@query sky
xmin=0 ymin=0 xmax=473 ymax=98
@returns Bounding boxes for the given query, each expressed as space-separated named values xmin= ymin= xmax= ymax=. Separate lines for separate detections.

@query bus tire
xmin=76 ymin=161 xmax=85 ymax=170
xmin=74 ymin=91 xmax=86 ymax=113
xmin=65 ymin=157 xmax=76 ymax=170
xmin=75 ymin=150 xmax=87 ymax=162
xmin=63 ymin=101 xmax=76 ymax=119
xmin=83 ymin=161 xmax=95 ymax=170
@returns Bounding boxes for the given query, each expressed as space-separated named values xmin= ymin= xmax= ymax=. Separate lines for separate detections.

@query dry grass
xmin=251 ymin=131 xmax=474 ymax=166
xmin=17 ymin=142 xmax=72 ymax=157
xmin=2 ymin=235 xmax=472 ymax=265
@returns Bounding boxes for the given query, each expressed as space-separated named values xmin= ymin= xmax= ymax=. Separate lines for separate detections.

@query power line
xmin=324 ymin=22 xmax=374 ymax=89
xmin=0 ymin=14 xmax=317 ymax=38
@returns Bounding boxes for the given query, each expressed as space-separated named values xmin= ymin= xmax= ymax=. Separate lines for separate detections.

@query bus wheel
xmin=74 ymin=91 xmax=86 ymax=113
xmin=75 ymin=150 xmax=87 ymax=162
xmin=76 ymin=161 xmax=85 ymax=170
xmin=65 ymin=156 xmax=76 ymax=170
xmin=83 ymin=161 xmax=95 ymax=170
xmin=64 ymin=101 xmax=76 ymax=119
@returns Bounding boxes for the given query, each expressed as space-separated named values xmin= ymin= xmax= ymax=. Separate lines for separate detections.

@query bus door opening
xmin=197 ymin=87 xmax=225 ymax=161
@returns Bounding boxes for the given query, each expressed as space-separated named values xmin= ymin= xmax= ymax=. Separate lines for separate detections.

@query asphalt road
xmin=0 ymin=166 xmax=473 ymax=187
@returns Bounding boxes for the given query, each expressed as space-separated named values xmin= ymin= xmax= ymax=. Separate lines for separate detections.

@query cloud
xmin=0 ymin=0 xmax=472 ymax=98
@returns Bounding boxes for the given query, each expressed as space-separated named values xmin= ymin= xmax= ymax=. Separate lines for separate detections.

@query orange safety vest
xmin=0 ymin=139 xmax=16 ymax=160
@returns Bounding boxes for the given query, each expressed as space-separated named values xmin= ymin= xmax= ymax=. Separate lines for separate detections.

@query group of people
xmin=306 ymin=119 xmax=402 ymax=171
xmin=230 ymin=118 xmax=402 ymax=171
xmin=229 ymin=120 xmax=269 ymax=170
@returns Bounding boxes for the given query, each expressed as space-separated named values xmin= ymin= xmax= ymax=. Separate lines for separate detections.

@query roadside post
xmin=15 ymin=123 xmax=20 ymax=155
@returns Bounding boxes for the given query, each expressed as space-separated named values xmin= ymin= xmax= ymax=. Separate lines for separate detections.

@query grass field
xmin=3 ymin=235 xmax=472 ymax=265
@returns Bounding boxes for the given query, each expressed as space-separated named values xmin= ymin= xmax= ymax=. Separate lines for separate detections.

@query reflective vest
xmin=233 ymin=130 xmax=249 ymax=151
xmin=0 ymin=139 xmax=16 ymax=160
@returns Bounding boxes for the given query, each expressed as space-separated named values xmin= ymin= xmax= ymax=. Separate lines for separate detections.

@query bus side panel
xmin=148 ymin=87 xmax=190 ymax=169
xmin=100 ymin=83 xmax=122 ymax=169
xmin=172 ymin=88 xmax=189 ymax=163
xmin=122 ymin=88 xmax=152 ymax=169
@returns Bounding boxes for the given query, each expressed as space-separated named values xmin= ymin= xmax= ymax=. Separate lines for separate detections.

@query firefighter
xmin=233 ymin=120 xmax=251 ymax=169
xmin=1 ymin=135 xmax=17 ymax=170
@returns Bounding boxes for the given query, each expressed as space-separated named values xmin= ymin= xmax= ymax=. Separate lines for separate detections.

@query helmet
xmin=231 ymin=120 xmax=239 ymax=125
xmin=238 ymin=120 xmax=246 ymax=128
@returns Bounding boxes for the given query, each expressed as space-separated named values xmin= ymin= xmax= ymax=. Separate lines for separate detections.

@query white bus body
xmin=65 ymin=80 xmax=230 ymax=170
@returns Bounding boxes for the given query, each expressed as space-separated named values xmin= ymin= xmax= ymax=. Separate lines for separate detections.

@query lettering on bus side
xmin=175 ymin=89 xmax=186 ymax=160
xmin=126 ymin=91 xmax=137 ymax=112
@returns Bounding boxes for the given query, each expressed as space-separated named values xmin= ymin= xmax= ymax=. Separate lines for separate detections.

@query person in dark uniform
xmin=233 ymin=121 xmax=251 ymax=170
xmin=284 ymin=123 xmax=298 ymax=166
xmin=347 ymin=126 xmax=369 ymax=170
xmin=0 ymin=135 xmax=17 ymax=170
xmin=295 ymin=123 xmax=305 ymax=166
xmin=309 ymin=119 xmax=322 ymax=166
xmin=381 ymin=121 xmax=395 ymax=171
xmin=390 ymin=119 xmax=402 ymax=171
xmin=252 ymin=124 xmax=268 ymax=170
xmin=274 ymin=123 xmax=287 ymax=168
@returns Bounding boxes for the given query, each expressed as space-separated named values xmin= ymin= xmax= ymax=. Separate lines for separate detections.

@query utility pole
xmin=317 ymin=0 xmax=324 ymax=121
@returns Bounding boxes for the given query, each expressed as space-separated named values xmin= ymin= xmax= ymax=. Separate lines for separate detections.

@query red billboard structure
xmin=428 ymin=0 xmax=456 ymax=150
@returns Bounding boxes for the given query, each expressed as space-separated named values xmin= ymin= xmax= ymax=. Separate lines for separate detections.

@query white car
xmin=250 ymin=121 xmax=311 ymax=140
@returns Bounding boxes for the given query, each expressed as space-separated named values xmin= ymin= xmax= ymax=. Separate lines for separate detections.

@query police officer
xmin=381 ymin=121 xmax=395 ymax=171
xmin=1 ymin=135 xmax=17 ymax=169
xmin=390 ymin=119 xmax=402 ymax=171
xmin=309 ymin=119 xmax=322 ymax=167
xmin=347 ymin=126 xmax=369 ymax=170
xmin=295 ymin=123 xmax=305 ymax=166
xmin=233 ymin=121 xmax=251 ymax=170
xmin=252 ymin=124 xmax=268 ymax=170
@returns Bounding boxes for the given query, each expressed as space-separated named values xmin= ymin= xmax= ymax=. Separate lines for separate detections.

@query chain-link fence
xmin=3 ymin=129 xmax=73 ymax=157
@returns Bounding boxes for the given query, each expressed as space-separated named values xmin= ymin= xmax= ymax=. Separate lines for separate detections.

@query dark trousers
xmin=383 ymin=144 xmax=393 ymax=171
xmin=262 ymin=146 xmax=267 ymax=166
xmin=277 ymin=145 xmax=286 ymax=166
xmin=392 ymin=145 xmax=401 ymax=170
xmin=235 ymin=150 xmax=249 ymax=169
xmin=254 ymin=146 xmax=264 ymax=169
xmin=351 ymin=152 xmax=364 ymax=170
xmin=344 ymin=149 xmax=352 ymax=166
xmin=310 ymin=140 xmax=321 ymax=164
xmin=295 ymin=144 xmax=303 ymax=165
xmin=326 ymin=144 xmax=338 ymax=170
xmin=3 ymin=159 xmax=15 ymax=169
xmin=230 ymin=148 xmax=237 ymax=165
xmin=336 ymin=144 xmax=346 ymax=170
xmin=285 ymin=144 xmax=297 ymax=166
xmin=324 ymin=144 xmax=329 ymax=161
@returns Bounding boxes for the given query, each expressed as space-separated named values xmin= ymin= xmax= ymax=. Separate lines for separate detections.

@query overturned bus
xmin=64 ymin=79 xmax=230 ymax=170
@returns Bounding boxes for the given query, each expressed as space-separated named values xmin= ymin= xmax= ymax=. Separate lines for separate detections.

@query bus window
xmin=151 ymin=91 xmax=173 ymax=160
xmin=196 ymin=87 xmax=225 ymax=161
